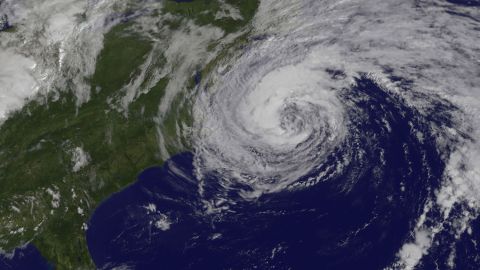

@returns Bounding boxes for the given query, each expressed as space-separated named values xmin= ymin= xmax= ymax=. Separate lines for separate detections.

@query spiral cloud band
xmin=194 ymin=46 xmax=348 ymax=197
xmin=86 ymin=0 xmax=480 ymax=269
xmin=191 ymin=0 xmax=480 ymax=268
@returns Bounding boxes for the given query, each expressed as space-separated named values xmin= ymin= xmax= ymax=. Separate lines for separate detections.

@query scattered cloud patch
xmin=71 ymin=146 xmax=90 ymax=172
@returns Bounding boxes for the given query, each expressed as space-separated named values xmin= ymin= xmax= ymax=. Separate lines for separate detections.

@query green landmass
xmin=0 ymin=0 xmax=258 ymax=269
xmin=1 ymin=26 xmax=17 ymax=33
xmin=163 ymin=0 xmax=258 ymax=33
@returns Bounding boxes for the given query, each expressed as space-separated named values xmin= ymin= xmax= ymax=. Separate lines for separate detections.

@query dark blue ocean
xmin=1 ymin=0 xmax=479 ymax=266
xmin=2 ymin=74 xmax=480 ymax=269
xmin=83 ymin=77 xmax=480 ymax=270
xmin=0 ymin=245 xmax=52 ymax=270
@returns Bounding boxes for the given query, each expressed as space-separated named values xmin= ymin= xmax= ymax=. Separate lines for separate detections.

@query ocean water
xmin=0 ymin=245 xmax=52 ymax=270
xmin=1 ymin=0 xmax=479 ymax=269
xmin=84 ymin=77 xmax=477 ymax=270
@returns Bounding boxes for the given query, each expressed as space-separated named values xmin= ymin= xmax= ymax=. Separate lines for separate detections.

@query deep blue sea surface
xmin=1 ymin=1 xmax=479 ymax=269
xmin=84 ymin=77 xmax=469 ymax=270
xmin=0 ymin=245 xmax=52 ymax=270
xmin=3 ymin=76 xmax=478 ymax=270
xmin=446 ymin=0 xmax=480 ymax=6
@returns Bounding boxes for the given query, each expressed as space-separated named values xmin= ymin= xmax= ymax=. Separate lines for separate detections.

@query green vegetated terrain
xmin=0 ymin=0 xmax=258 ymax=269
xmin=163 ymin=0 xmax=258 ymax=33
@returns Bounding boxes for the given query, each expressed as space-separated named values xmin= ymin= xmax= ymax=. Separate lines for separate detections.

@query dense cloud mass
xmin=193 ymin=0 xmax=480 ymax=268
xmin=0 ymin=0 xmax=151 ymax=121
xmin=1 ymin=0 xmax=480 ymax=269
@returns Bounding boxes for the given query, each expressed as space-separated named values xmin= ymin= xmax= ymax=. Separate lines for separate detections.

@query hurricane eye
xmin=280 ymin=104 xmax=305 ymax=132
xmin=37 ymin=0 xmax=477 ymax=269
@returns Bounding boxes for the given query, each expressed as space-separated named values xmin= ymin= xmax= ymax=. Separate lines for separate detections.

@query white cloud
xmin=0 ymin=50 xmax=38 ymax=121
xmin=71 ymin=146 xmax=90 ymax=172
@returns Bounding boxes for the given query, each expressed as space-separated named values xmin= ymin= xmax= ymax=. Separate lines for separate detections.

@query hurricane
xmin=194 ymin=51 xmax=349 ymax=197
xmin=182 ymin=1 xmax=480 ymax=268
xmin=3 ymin=0 xmax=476 ymax=269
